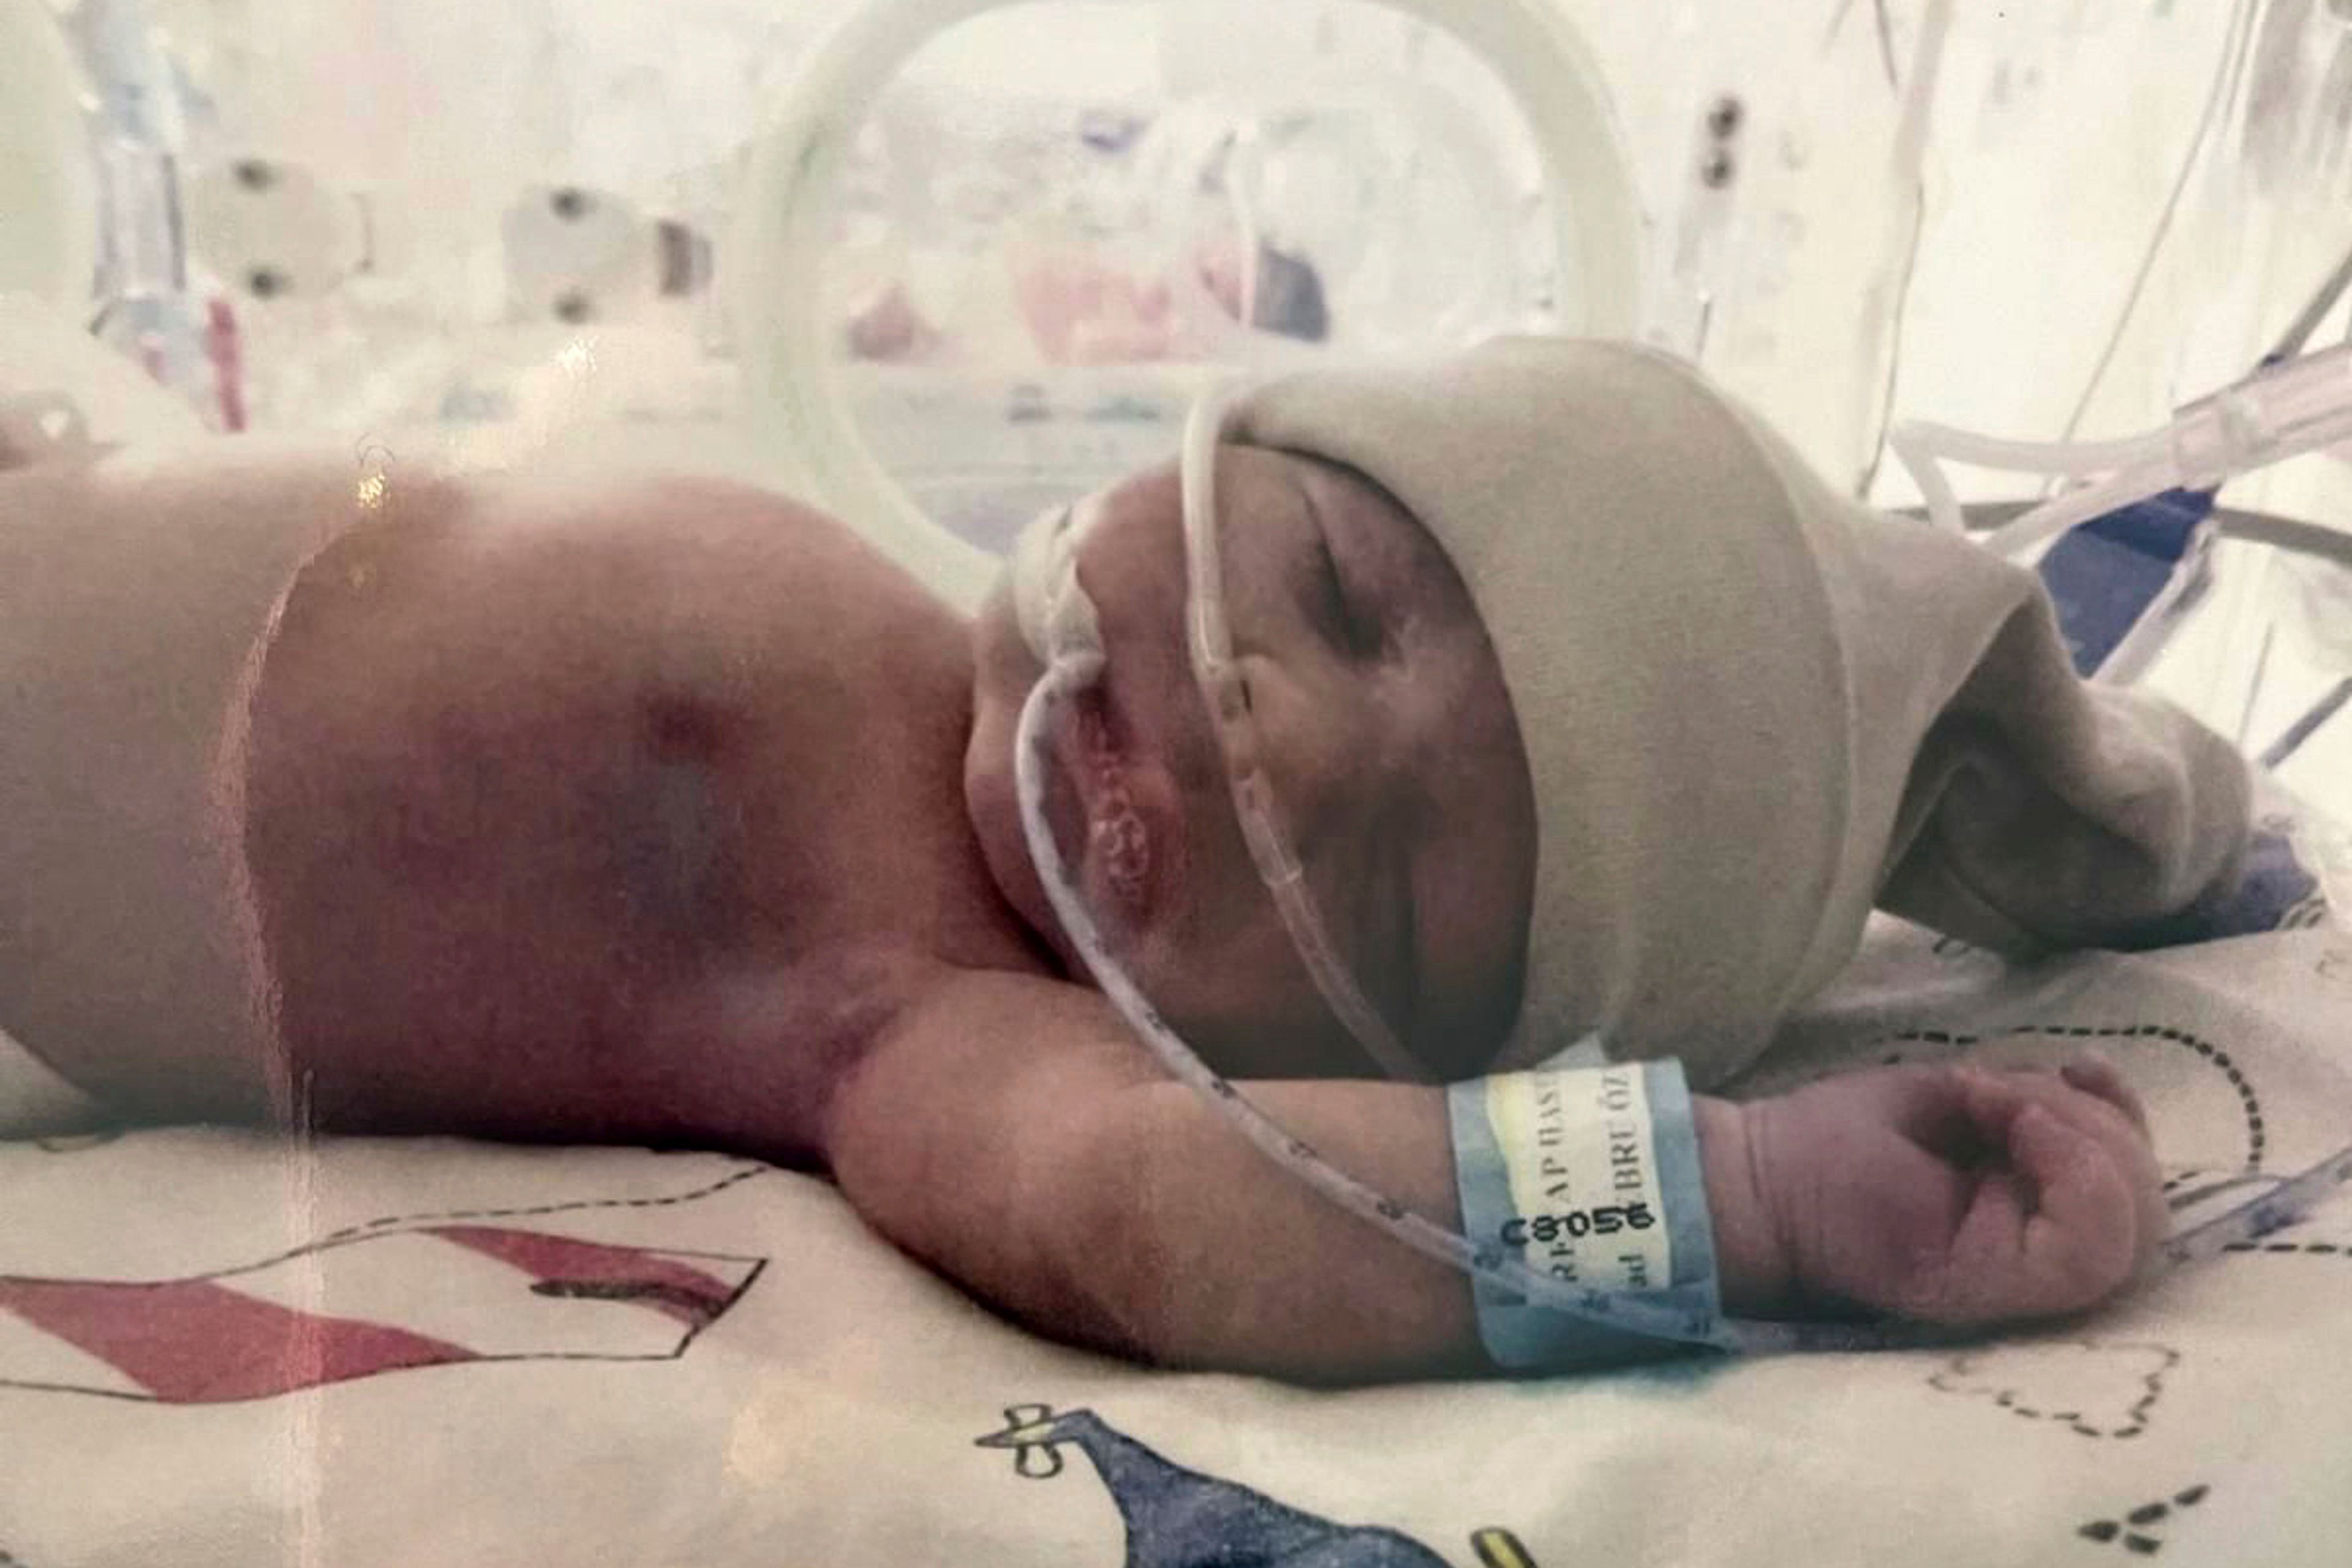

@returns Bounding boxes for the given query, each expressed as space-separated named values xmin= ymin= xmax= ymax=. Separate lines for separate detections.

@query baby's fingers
xmin=1931 ymin=1084 xmax=2141 ymax=1322
xmin=2011 ymin=1061 xmax=2166 ymax=1268
xmin=2007 ymin=1101 xmax=2142 ymax=1311
xmin=2059 ymin=1052 xmax=2150 ymax=1134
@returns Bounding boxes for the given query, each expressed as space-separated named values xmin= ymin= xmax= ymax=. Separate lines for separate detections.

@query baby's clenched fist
xmin=1704 ymin=1058 xmax=2166 ymax=1326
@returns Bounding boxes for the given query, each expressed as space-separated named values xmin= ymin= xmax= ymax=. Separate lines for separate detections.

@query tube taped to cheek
xmin=1448 ymin=1057 xmax=1721 ymax=1370
xmin=1010 ymin=503 xmax=1102 ymax=668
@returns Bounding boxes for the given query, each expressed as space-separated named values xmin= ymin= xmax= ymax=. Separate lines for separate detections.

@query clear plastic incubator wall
xmin=12 ymin=3 xmax=2352 ymax=1562
xmin=6 ymin=0 xmax=2352 ymax=788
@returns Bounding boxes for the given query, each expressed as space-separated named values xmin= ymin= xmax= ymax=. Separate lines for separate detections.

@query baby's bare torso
xmin=236 ymin=471 xmax=1041 ymax=1157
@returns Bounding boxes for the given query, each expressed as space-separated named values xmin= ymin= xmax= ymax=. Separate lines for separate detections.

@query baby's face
xmin=966 ymin=448 xmax=1535 ymax=1079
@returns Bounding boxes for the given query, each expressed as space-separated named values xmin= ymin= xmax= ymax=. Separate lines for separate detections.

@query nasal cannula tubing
xmin=1178 ymin=383 xmax=1430 ymax=1087
xmin=1016 ymin=376 xmax=2352 ymax=1357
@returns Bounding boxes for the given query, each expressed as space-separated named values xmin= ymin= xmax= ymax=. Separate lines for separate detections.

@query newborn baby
xmin=0 ymin=339 xmax=2249 ymax=1383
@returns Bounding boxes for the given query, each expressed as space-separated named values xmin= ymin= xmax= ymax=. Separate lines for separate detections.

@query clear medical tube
xmin=1891 ymin=342 xmax=2352 ymax=554
xmin=1018 ymin=369 xmax=2352 ymax=1357
xmin=1179 ymin=385 xmax=1429 ymax=1086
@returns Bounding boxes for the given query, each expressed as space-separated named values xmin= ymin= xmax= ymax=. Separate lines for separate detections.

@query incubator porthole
xmin=729 ymin=0 xmax=1640 ymax=604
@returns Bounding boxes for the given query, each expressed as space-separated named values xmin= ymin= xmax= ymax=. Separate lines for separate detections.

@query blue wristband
xmin=1447 ymin=1056 xmax=1722 ymax=1370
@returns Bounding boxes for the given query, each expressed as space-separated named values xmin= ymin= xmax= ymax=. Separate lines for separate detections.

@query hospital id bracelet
xmin=1447 ymin=1057 xmax=1721 ymax=1370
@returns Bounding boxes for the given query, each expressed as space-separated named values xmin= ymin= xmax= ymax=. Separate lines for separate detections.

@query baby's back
xmin=8 ymin=451 xmax=1020 ymax=1154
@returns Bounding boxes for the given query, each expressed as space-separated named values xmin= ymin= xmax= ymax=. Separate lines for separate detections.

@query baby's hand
xmin=1728 ymin=1058 xmax=2166 ymax=1325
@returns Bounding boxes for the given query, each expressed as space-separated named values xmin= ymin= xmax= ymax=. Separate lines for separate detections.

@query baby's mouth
xmin=1091 ymin=786 xmax=1151 ymax=907
xmin=1076 ymin=693 xmax=1153 ymax=915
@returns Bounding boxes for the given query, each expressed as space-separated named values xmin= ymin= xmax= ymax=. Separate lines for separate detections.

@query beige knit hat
xmin=1227 ymin=337 xmax=2251 ymax=1086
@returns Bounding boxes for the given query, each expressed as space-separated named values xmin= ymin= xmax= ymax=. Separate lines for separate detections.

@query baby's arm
xmin=823 ymin=968 xmax=1493 ymax=1382
xmin=824 ymin=968 xmax=2166 ymax=1383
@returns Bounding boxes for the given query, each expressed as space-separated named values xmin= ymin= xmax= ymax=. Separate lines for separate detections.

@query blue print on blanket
xmin=2190 ymin=826 xmax=2329 ymax=939
xmin=978 ymin=1404 xmax=1538 ymax=1566
xmin=2128 ymin=806 xmax=2334 ymax=950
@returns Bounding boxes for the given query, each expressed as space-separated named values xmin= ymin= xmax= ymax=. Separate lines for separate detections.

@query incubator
xmin=10 ymin=0 xmax=2352 ymax=1357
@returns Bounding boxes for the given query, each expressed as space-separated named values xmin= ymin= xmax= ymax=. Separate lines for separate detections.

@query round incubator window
xmin=729 ymin=0 xmax=1640 ymax=603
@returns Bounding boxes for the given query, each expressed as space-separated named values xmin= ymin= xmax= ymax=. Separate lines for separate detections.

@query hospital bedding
xmin=2 ymin=795 xmax=2349 ymax=1567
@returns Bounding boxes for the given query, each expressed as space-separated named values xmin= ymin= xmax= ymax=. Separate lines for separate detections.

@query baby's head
xmin=966 ymin=337 xmax=1855 ymax=1083
xmin=966 ymin=442 xmax=1537 ymax=1080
